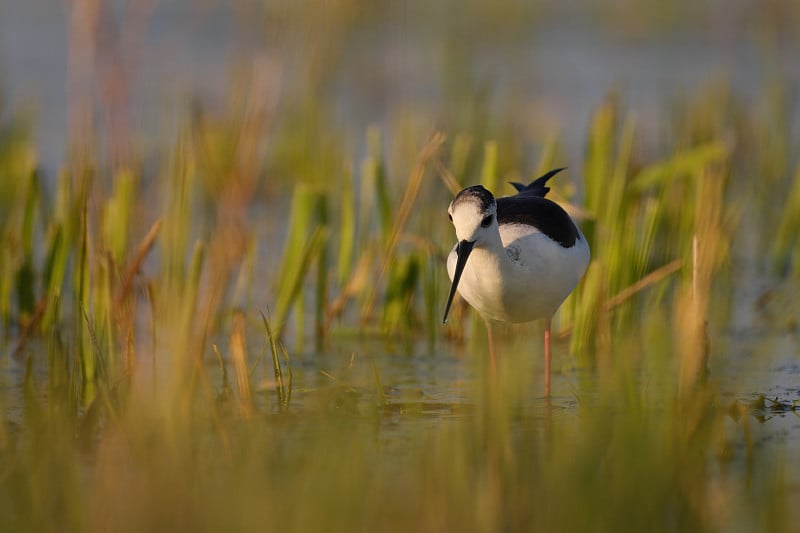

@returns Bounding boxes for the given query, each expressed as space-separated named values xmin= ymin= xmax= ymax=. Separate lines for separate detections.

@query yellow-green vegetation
xmin=2 ymin=3 xmax=800 ymax=532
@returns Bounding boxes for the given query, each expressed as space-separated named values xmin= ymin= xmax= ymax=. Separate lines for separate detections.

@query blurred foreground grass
xmin=2 ymin=5 xmax=800 ymax=530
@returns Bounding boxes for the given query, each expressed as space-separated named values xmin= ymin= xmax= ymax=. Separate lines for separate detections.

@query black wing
xmin=509 ymin=167 xmax=566 ymax=198
xmin=498 ymin=167 xmax=578 ymax=248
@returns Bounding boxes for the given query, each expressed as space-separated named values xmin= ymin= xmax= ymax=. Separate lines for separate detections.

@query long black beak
xmin=443 ymin=240 xmax=475 ymax=324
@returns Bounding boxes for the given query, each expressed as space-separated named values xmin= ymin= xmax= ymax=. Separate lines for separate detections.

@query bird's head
xmin=447 ymin=185 xmax=498 ymax=244
xmin=443 ymin=185 xmax=498 ymax=323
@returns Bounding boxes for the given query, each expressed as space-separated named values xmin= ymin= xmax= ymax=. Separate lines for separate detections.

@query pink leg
xmin=485 ymin=320 xmax=497 ymax=375
xmin=544 ymin=318 xmax=552 ymax=397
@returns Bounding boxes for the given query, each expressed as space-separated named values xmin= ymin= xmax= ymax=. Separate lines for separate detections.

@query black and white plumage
xmin=442 ymin=168 xmax=590 ymax=394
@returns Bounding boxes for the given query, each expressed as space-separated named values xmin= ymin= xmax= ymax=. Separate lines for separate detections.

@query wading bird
xmin=443 ymin=168 xmax=590 ymax=396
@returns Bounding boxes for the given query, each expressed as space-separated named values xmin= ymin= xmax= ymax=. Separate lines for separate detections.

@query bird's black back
xmin=499 ymin=168 xmax=580 ymax=248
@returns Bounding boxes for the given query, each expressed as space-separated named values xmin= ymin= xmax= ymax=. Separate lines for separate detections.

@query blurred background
xmin=2 ymin=0 xmax=798 ymax=176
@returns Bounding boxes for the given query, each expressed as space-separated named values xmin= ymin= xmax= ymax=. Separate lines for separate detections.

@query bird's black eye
xmin=448 ymin=213 xmax=453 ymax=222
xmin=481 ymin=214 xmax=493 ymax=228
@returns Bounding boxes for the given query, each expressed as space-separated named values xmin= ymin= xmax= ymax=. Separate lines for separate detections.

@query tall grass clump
xmin=0 ymin=111 xmax=39 ymax=333
xmin=564 ymin=89 xmax=740 ymax=389
xmin=272 ymin=184 xmax=328 ymax=349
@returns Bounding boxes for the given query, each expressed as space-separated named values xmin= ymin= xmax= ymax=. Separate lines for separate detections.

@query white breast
xmin=447 ymin=223 xmax=590 ymax=323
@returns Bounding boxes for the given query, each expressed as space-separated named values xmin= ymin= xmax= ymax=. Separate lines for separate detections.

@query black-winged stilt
xmin=443 ymin=168 xmax=590 ymax=396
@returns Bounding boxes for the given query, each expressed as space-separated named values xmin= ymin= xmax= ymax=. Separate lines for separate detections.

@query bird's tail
xmin=509 ymin=167 xmax=566 ymax=198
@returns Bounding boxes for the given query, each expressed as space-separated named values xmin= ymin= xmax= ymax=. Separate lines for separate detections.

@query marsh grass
xmin=2 ymin=8 xmax=800 ymax=531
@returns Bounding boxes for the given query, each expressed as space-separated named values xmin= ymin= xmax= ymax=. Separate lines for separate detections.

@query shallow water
xmin=2 ymin=301 xmax=798 ymax=531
